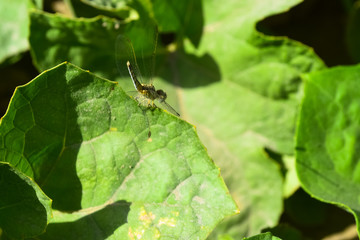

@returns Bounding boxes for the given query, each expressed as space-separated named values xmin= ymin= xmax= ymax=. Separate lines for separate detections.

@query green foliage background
xmin=1 ymin=0 xmax=360 ymax=239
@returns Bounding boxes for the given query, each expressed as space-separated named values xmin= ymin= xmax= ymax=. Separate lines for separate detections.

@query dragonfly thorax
xmin=140 ymin=84 xmax=167 ymax=102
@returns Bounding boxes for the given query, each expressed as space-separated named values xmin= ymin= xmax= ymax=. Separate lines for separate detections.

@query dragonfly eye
xmin=156 ymin=89 xmax=167 ymax=101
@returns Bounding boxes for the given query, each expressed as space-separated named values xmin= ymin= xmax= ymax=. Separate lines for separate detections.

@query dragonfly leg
xmin=134 ymin=95 xmax=146 ymax=106
xmin=134 ymin=95 xmax=140 ymax=104
xmin=143 ymin=99 xmax=154 ymax=108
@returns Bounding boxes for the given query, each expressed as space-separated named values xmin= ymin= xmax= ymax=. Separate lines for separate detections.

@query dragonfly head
xmin=156 ymin=89 xmax=167 ymax=102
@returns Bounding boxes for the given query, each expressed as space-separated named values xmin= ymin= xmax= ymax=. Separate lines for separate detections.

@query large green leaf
xmin=0 ymin=0 xmax=34 ymax=65
xmin=180 ymin=0 xmax=325 ymax=237
xmin=0 ymin=162 xmax=52 ymax=239
xmin=0 ymin=62 xmax=237 ymax=239
xmin=295 ymin=65 xmax=360 ymax=236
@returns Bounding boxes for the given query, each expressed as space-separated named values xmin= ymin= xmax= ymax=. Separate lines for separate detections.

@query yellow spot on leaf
xmin=128 ymin=227 xmax=135 ymax=240
xmin=129 ymin=225 xmax=147 ymax=240
xmin=134 ymin=229 xmax=145 ymax=239
xmin=139 ymin=208 xmax=155 ymax=224
xmin=128 ymin=207 xmax=158 ymax=239
xmin=158 ymin=217 xmax=176 ymax=227
xmin=154 ymin=229 xmax=161 ymax=238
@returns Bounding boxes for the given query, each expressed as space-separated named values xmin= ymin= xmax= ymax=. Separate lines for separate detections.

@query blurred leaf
xmin=283 ymin=155 xmax=300 ymax=198
xmin=243 ymin=232 xmax=282 ymax=240
xmin=66 ymin=0 xmax=204 ymax=46
xmin=0 ymin=0 xmax=34 ymax=65
xmin=0 ymin=162 xmax=52 ymax=239
xmin=67 ymin=0 xmax=153 ymax=20
xmin=296 ymin=65 xmax=360 ymax=235
xmin=29 ymin=10 xmax=159 ymax=82
xmin=0 ymin=62 xmax=237 ymax=239
xmin=265 ymin=225 xmax=303 ymax=240
xmin=205 ymin=148 xmax=283 ymax=239
xmin=29 ymin=11 xmax=122 ymax=78
xmin=64 ymin=0 xmax=131 ymax=19
xmin=178 ymin=0 xmax=325 ymax=237
xmin=31 ymin=0 xmax=42 ymax=9
xmin=152 ymin=0 xmax=204 ymax=47
xmin=80 ymin=0 xmax=131 ymax=10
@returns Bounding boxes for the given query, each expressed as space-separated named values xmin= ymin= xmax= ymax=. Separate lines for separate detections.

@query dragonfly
xmin=115 ymin=25 xmax=180 ymax=138
xmin=126 ymin=60 xmax=180 ymax=117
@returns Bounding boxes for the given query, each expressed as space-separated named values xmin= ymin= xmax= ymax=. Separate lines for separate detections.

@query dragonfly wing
xmin=115 ymin=34 xmax=143 ymax=83
xmin=145 ymin=25 xmax=158 ymax=86
xmin=160 ymin=100 xmax=180 ymax=117
xmin=115 ymin=22 xmax=158 ymax=86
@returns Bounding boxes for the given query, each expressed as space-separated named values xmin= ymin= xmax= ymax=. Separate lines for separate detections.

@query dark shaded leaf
xmin=0 ymin=162 xmax=51 ymax=239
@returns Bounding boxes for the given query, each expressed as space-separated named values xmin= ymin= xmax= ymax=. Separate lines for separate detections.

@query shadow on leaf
xmin=40 ymin=200 xmax=130 ymax=239
xmin=160 ymin=50 xmax=221 ymax=88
